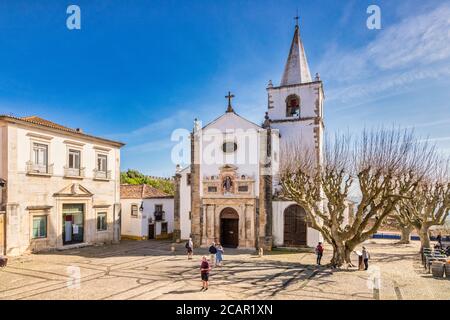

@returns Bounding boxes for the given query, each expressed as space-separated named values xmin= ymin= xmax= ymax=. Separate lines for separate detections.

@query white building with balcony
xmin=0 ymin=115 xmax=124 ymax=256
xmin=120 ymin=184 xmax=174 ymax=240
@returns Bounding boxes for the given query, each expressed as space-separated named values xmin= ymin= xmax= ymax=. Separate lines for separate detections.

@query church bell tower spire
xmin=280 ymin=17 xmax=312 ymax=86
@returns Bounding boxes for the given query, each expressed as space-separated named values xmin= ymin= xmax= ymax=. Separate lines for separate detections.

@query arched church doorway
xmin=283 ymin=204 xmax=307 ymax=246
xmin=220 ymin=207 xmax=239 ymax=248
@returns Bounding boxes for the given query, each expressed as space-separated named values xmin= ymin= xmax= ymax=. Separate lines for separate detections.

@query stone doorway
xmin=220 ymin=207 xmax=239 ymax=248
xmin=283 ymin=204 xmax=307 ymax=246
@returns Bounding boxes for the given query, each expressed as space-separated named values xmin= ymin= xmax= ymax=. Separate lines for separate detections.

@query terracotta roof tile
xmin=21 ymin=116 xmax=78 ymax=132
xmin=0 ymin=114 xmax=124 ymax=147
xmin=120 ymin=184 xmax=172 ymax=199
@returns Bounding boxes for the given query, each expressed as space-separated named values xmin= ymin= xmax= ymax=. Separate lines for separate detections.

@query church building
xmin=173 ymin=22 xmax=324 ymax=250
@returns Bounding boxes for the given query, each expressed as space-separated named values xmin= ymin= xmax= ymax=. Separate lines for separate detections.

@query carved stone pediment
xmin=53 ymin=183 xmax=93 ymax=198
xmin=203 ymin=164 xmax=255 ymax=197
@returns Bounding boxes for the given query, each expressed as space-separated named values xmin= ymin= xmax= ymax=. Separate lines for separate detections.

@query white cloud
xmin=319 ymin=3 xmax=450 ymax=103
xmin=329 ymin=63 xmax=450 ymax=106
xmin=368 ymin=5 xmax=450 ymax=70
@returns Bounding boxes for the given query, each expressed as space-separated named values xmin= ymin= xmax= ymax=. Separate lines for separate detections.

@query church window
xmin=286 ymin=95 xmax=300 ymax=117
xmin=222 ymin=141 xmax=237 ymax=153
xmin=208 ymin=186 xmax=217 ymax=193
xmin=238 ymin=185 xmax=248 ymax=192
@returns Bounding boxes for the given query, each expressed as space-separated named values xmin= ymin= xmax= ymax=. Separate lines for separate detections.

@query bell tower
xmin=266 ymin=20 xmax=324 ymax=162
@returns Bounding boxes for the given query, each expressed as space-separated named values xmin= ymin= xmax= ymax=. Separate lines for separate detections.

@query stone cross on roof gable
xmin=225 ymin=91 xmax=235 ymax=113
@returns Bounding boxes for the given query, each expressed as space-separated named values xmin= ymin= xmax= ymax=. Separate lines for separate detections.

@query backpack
xmin=185 ymin=241 xmax=190 ymax=249
xmin=209 ymin=245 xmax=217 ymax=254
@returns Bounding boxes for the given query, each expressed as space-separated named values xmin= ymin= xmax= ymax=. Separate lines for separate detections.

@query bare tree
xmin=392 ymin=214 xmax=415 ymax=244
xmin=280 ymin=128 xmax=436 ymax=267
xmin=395 ymin=159 xmax=450 ymax=249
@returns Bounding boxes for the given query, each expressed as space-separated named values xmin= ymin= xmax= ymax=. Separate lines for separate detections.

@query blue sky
xmin=0 ymin=0 xmax=449 ymax=177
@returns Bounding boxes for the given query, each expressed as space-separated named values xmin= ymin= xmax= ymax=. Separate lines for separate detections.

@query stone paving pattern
xmin=0 ymin=239 xmax=449 ymax=300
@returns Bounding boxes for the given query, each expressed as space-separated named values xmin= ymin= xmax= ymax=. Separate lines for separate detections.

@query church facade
xmin=173 ymin=23 xmax=324 ymax=249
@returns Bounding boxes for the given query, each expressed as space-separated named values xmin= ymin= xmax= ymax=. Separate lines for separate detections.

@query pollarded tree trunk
xmin=330 ymin=241 xmax=354 ymax=268
xmin=419 ymin=225 xmax=431 ymax=250
xmin=399 ymin=225 xmax=413 ymax=244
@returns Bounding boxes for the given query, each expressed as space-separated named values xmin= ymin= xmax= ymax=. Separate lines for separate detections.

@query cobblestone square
xmin=1 ymin=239 xmax=449 ymax=300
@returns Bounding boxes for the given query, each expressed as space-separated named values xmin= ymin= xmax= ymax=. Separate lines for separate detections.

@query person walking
xmin=208 ymin=242 xmax=217 ymax=266
xmin=215 ymin=244 xmax=224 ymax=266
xmin=436 ymin=233 xmax=442 ymax=249
xmin=362 ymin=246 xmax=370 ymax=270
xmin=186 ymin=238 xmax=194 ymax=260
xmin=315 ymin=242 xmax=324 ymax=265
xmin=200 ymin=256 xmax=211 ymax=291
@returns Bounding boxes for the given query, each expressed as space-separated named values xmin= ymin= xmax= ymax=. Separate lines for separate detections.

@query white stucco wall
xmin=198 ymin=112 xmax=263 ymax=197
xmin=267 ymin=81 xmax=323 ymax=164
xmin=267 ymin=82 xmax=323 ymax=121
xmin=14 ymin=125 xmax=118 ymax=181
xmin=179 ymin=166 xmax=191 ymax=240
xmin=120 ymin=199 xmax=145 ymax=238
xmin=121 ymin=197 xmax=174 ymax=238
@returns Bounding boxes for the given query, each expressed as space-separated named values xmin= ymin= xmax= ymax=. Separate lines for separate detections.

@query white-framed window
xmin=68 ymin=149 xmax=81 ymax=169
xmin=131 ymin=204 xmax=138 ymax=218
xmin=97 ymin=212 xmax=107 ymax=231
xmin=32 ymin=215 xmax=47 ymax=239
xmin=33 ymin=143 xmax=48 ymax=168
xmin=97 ymin=154 xmax=108 ymax=172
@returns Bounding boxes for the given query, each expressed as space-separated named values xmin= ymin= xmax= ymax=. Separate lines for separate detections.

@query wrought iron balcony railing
xmin=154 ymin=211 xmax=165 ymax=221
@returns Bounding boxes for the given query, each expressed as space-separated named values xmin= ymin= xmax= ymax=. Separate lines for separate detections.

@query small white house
xmin=120 ymin=184 xmax=174 ymax=240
